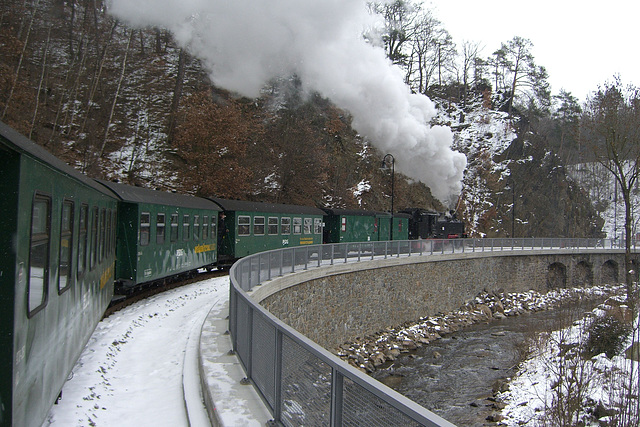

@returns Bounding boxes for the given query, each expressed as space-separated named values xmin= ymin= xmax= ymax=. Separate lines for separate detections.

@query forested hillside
xmin=0 ymin=0 xmax=614 ymax=237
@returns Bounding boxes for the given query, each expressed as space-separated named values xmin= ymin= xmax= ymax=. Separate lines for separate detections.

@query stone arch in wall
xmin=572 ymin=260 xmax=593 ymax=287
xmin=547 ymin=262 xmax=567 ymax=289
xmin=601 ymin=260 xmax=619 ymax=284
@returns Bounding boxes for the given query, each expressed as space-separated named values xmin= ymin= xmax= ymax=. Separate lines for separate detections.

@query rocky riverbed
xmin=336 ymin=285 xmax=620 ymax=374
xmin=335 ymin=285 xmax=623 ymax=425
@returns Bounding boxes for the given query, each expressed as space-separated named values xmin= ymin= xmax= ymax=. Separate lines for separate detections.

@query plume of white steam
xmin=107 ymin=0 xmax=467 ymax=201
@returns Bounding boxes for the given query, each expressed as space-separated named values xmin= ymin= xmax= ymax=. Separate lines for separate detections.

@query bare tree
xmin=369 ymin=0 xmax=419 ymax=67
xmin=459 ymin=40 xmax=482 ymax=107
xmin=100 ymin=28 xmax=133 ymax=158
xmin=583 ymin=77 xmax=640 ymax=309
xmin=407 ymin=10 xmax=452 ymax=94
xmin=1 ymin=0 xmax=39 ymax=121
xmin=29 ymin=26 xmax=51 ymax=139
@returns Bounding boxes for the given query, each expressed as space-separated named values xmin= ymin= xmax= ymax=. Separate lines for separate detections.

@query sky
xmin=428 ymin=0 xmax=640 ymax=102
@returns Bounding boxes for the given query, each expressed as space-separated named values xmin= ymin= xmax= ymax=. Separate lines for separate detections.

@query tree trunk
xmin=2 ymin=0 xmax=39 ymax=121
xmin=80 ymin=19 xmax=118 ymax=136
xmin=30 ymin=26 xmax=51 ymax=139
xmin=622 ymin=180 xmax=637 ymax=312
xmin=100 ymin=29 xmax=133 ymax=158
xmin=167 ymin=48 xmax=186 ymax=145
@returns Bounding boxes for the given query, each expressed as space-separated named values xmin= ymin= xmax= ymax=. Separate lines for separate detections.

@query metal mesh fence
xmin=341 ymin=376 xmax=424 ymax=427
xmin=228 ymin=238 xmax=627 ymax=426
xmin=280 ymin=334 xmax=332 ymax=427
xmin=251 ymin=311 xmax=277 ymax=411
xmin=234 ymin=296 xmax=251 ymax=369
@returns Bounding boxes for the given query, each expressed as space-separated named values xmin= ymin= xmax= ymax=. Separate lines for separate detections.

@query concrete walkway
xmin=197 ymin=290 xmax=272 ymax=426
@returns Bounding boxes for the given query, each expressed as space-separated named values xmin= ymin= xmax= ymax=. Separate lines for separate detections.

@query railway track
xmin=104 ymin=268 xmax=229 ymax=318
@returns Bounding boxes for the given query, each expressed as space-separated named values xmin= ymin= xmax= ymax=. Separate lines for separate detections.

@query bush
xmin=583 ymin=315 xmax=632 ymax=358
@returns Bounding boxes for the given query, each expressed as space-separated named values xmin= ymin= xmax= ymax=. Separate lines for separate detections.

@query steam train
xmin=0 ymin=121 xmax=463 ymax=426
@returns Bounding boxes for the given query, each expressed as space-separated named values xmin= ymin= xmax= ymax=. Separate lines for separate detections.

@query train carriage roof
xmin=0 ymin=121 xmax=115 ymax=195
xmin=320 ymin=208 xmax=392 ymax=217
xmin=208 ymin=197 xmax=325 ymax=216
xmin=98 ymin=180 xmax=220 ymax=211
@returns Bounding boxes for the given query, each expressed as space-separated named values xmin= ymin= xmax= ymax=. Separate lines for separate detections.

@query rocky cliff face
xmin=434 ymin=96 xmax=603 ymax=238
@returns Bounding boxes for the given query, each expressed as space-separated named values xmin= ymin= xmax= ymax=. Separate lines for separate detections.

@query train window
xmin=238 ymin=216 xmax=250 ymax=236
xmin=202 ymin=215 xmax=209 ymax=240
xmin=156 ymin=213 xmax=167 ymax=245
xmin=281 ymin=217 xmax=291 ymax=235
xmin=112 ymin=210 xmax=117 ymax=253
xmin=211 ymin=216 xmax=216 ymax=239
xmin=314 ymin=218 xmax=323 ymax=234
xmin=253 ymin=216 xmax=265 ymax=236
xmin=303 ymin=218 xmax=312 ymax=234
xmin=183 ymin=214 xmax=191 ymax=240
xmin=170 ymin=214 xmax=178 ymax=242
xmin=100 ymin=208 xmax=106 ymax=260
xmin=194 ymin=215 xmax=200 ymax=241
xmin=156 ymin=213 xmax=166 ymax=244
xmin=268 ymin=217 xmax=279 ymax=235
xmin=106 ymin=210 xmax=112 ymax=254
xmin=341 ymin=217 xmax=347 ymax=232
xmin=293 ymin=217 xmax=302 ymax=235
xmin=90 ymin=207 xmax=98 ymax=270
xmin=28 ymin=194 xmax=51 ymax=316
xmin=58 ymin=200 xmax=74 ymax=294
xmin=78 ymin=204 xmax=88 ymax=277
xmin=140 ymin=212 xmax=150 ymax=246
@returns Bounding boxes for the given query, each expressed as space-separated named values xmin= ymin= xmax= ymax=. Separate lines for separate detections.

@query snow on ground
xmin=43 ymin=276 xmax=229 ymax=427
xmin=499 ymin=293 xmax=639 ymax=425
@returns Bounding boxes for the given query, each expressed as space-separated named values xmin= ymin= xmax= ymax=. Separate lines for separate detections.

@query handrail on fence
xmin=227 ymin=237 xmax=631 ymax=426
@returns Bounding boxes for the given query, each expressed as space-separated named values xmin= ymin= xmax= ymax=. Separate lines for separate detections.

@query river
xmin=371 ymin=299 xmax=604 ymax=426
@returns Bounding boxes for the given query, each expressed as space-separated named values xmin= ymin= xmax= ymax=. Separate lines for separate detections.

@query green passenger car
xmin=321 ymin=209 xmax=386 ymax=243
xmin=322 ymin=209 xmax=410 ymax=243
xmin=393 ymin=212 xmax=411 ymax=241
xmin=210 ymin=198 xmax=325 ymax=265
xmin=0 ymin=122 xmax=117 ymax=427
xmin=98 ymin=181 xmax=220 ymax=290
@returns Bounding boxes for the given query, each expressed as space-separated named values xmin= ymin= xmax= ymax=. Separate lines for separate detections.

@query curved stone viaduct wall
xmin=250 ymin=250 xmax=635 ymax=350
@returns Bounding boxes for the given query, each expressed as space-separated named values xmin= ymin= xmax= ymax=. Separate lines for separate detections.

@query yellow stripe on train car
xmin=100 ymin=263 xmax=115 ymax=289
xmin=195 ymin=243 xmax=217 ymax=253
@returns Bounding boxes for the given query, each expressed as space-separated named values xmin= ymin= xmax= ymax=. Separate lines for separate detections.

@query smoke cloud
xmin=107 ymin=0 xmax=467 ymax=201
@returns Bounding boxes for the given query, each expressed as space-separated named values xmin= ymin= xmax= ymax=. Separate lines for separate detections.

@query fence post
xmin=267 ymin=252 xmax=271 ymax=282
xmin=273 ymin=329 xmax=283 ymax=423
xmin=304 ymin=247 xmax=309 ymax=270
xmin=330 ymin=369 xmax=344 ymax=427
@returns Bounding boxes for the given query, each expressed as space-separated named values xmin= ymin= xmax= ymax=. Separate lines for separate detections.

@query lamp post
xmin=381 ymin=154 xmax=395 ymax=241
xmin=511 ymin=182 xmax=515 ymax=238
